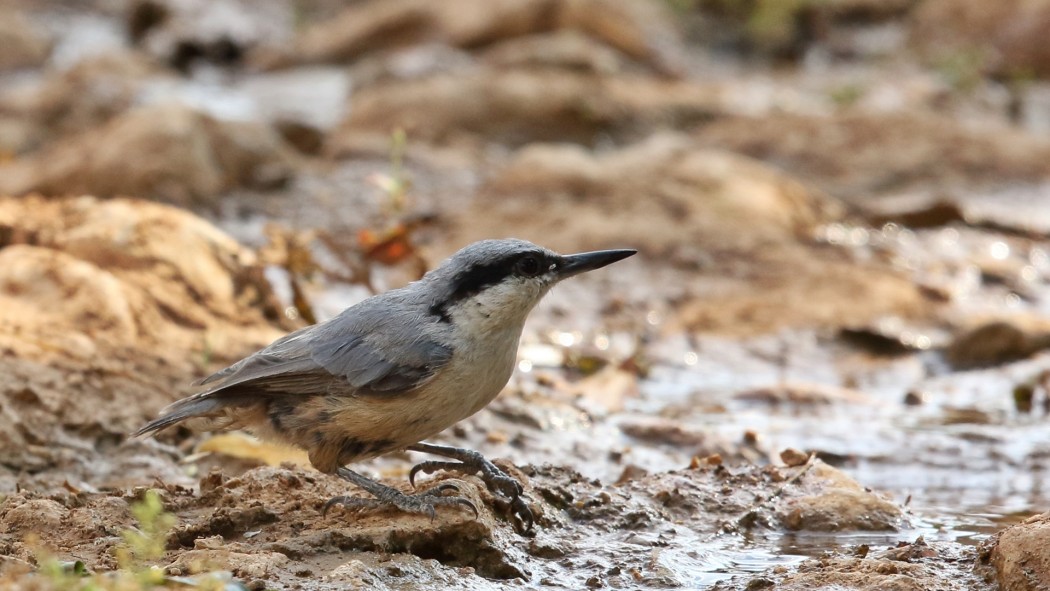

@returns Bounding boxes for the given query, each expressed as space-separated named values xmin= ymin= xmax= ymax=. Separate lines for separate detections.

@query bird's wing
xmin=196 ymin=304 xmax=453 ymax=398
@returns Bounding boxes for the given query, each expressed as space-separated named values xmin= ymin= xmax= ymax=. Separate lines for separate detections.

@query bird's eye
xmin=517 ymin=255 xmax=542 ymax=277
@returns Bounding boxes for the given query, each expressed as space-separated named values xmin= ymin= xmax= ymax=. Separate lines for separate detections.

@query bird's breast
xmin=430 ymin=321 xmax=522 ymax=419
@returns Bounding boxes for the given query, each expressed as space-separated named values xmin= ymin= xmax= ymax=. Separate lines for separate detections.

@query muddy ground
xmin=3 ymin=0 xmax=1050 ymax=589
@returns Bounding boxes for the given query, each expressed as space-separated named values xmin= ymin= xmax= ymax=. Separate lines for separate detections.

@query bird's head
xmin=425 ymin=239 xmax=636 ymax=326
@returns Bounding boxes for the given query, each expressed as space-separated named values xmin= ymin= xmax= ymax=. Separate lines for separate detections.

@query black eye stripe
xmin=441 ymin=251 xmax=551 ymax=305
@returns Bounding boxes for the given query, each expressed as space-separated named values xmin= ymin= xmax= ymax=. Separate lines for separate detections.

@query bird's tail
xmin=132 ymin=395 xmax=224 ymax=438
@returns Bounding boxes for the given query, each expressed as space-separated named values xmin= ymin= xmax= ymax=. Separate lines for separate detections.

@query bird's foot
xmin=326 ymin=469 xmax=477 ymax=520
xmin=408 ymin=446 xmax=534 ymax=532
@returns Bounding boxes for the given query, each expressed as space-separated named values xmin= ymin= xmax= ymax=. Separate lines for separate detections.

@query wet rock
xmin=620 ymin=417 xmax=717 ymax=448
xmin=0 ymin=104 xmax=298 ymax=205
xmin=903 ymin=390 xmax=926 ymax=406
xmin=184 ymin=466 xmax=527 ymax=580
xmin=0 ymin=8 xmax=52 ymax=71
xmin=840 ymin=321 xmax=947 ymax=356
xmin=569 ymin=366 xmax=638 ymax=413
xmin=328 ymin=70 xmax=718 ymax=154
xmin=694 ymin=112 xmax=1050 ymax=202
xmin=736 ymin=383 xmax=874 ymax=406
xmin=716 ymin=539 xmax=985 ymax=591
xmin=944 ymin=317 xmax=1050 ymax=369
xmin=779 ymin=449 xmax=810 ymax=468
xmin=776 ymin=463 xmax=905 ymax=531
xmin=912 ymin=0 xmax=1050 ymax=80
xmin=0 ymin=50 xmax=169 ymax=156
xmin=985 ymin=511 xmax=1050 ymax=591
xmin=1 ymin=459 xmax=911 ymax=589
xmin=254 ymin=0 xmax=684 ymax=76
xmin=859 ymin=196 xmax=967 ymax=229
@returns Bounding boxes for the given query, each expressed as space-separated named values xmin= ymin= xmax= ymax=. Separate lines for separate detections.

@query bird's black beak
xmin=556 ymin=248 xmax=636 ymax=279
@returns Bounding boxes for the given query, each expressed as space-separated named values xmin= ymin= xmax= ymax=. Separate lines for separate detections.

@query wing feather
xmin=194 ymin=303 xmax=451 ymax=399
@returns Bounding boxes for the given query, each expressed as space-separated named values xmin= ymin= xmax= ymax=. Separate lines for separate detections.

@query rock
xmin=0 ymin=51 xmax=168 ymax=156
xmin=986 ymin=511 xmax=1050 ymax=591
xmin=693 ymin=0 xmax=914 ymax=58
xmin=735 ymin=540 xmax=985 ymax=591
xmin=0 ymin=8 xmax=52 ymax=71
xmin=235 ymin=67 xmax=350 ymax=142
xmin=0 ymin=104 xmax=298 ymax=205
xmin=1 ymin=459 xmax=913 ymax=589
xmin=0 ymin=498 xmax=69 ymax=533
xmin=0 ymin=245 xmax=138 ymax=346
xmin=130 ymin=0 xmax=296 ymax=70
xmin=912 ymin=0 xmax=1050 ymax=79
xmin=254 ymin=0 xmax=684 ymax=76
xmin=859 ymin=196 xmax=966 ymax=229
xmin=328 ymin=70 xmax=718 ymax=154
xmin=694 ymin=112 xmax=1050 ymax=202
xmin=178 ymin=465 xmax=527 ymax=580
xmin=620 ymin=417 xmax=715 ymax=448
xmin=450 ymin=133 xmax=930 ymax=336
xmin=166 ymin=549 xmax=289 ymax=579
xmin=779 ymin=448 xmax=810 ymax=467
xmin=0 ymin=195 xmax=287 ymax=480
xmin=944 ymin=317 xmax=1050 ymax=369
xmin=776 ymin=463 xmax=905 ymax=531
xmin=0 ymin=195 xmax=286 ymax=356
xmin=481 ymin=30 xmax=631 ymax=74
xmin=569 ymin=366 xmax=638 ymax=413
xmin=736 ymin=383 xmax=873 ymax=406
xmin=470 ymin=132 xmax=841 ymax=252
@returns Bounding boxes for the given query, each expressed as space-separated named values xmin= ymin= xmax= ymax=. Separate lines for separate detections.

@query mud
xmin=1 ymin=459 xmax=916 ymax=589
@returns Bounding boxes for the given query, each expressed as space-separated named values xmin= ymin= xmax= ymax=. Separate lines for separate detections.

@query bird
xmin=134 ymin=238 xmax=636 ymax=530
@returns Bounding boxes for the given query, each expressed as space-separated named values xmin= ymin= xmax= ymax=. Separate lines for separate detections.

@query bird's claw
xmin=409 ymin=460 xmax=464 ymax=489
xmin=408 ymin=455 xmax=535 ymax=532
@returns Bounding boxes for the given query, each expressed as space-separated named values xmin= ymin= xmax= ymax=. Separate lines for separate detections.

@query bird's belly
xmin=403 ymin=347 xmax=516 ymax=438
xmin=268 ymin=327 xmax=521 ymax=472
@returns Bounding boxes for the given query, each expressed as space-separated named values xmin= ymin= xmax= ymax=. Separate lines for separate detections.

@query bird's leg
xmin=324 ymin=467 xmax=477 ymax=520
xmin=407 ymin=442 xmax=534 ymax=531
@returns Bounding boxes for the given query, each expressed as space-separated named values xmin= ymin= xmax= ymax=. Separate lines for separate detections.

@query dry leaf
xmin=196 ymin=432 xmax=311 ymax=468
xmin=570 ymin=366 xmax=639 ymax=413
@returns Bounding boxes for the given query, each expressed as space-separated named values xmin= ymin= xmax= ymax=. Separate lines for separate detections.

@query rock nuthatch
xmin=135 ymin=239 xmax=636 ymax=529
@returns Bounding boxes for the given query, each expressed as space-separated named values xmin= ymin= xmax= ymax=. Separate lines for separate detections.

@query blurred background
xmin=3 ymin=0 xmax=1050 ymax=589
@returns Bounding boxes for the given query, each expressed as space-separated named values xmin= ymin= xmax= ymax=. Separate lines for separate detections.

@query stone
xmin=694 ymin=112 xmax=1050 ymax=202
xmin=0 ymin=104 xmax=298 ymax=205
xmin=328 ymin=70 xmax=718 ymax=154
xmin=776 ymin=463 xmax=905 ymax=531
xmin=912 ymin=0 xmax=1050 ymax=79
xmin=0 ymin=50 xmax=167 ymax=155
xmin=987 ymin=511 xmax=1050 ymax=591
xmin=254 ymin=0 xmax=684 ymax=76
xmin=0 ymin=8 xmax=51 ymax=71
